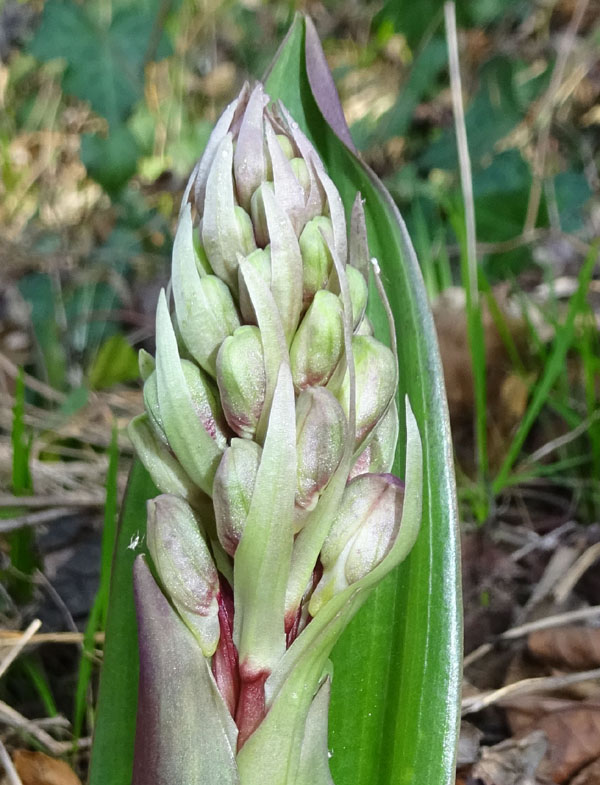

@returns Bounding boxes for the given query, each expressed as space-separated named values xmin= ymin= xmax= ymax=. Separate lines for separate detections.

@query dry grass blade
xmin=0 ymin=738 xmax=23 ymax=785
xmin=0 ymin=620 xmax=41 ymax=680
xmin=464 ymin=605 xmax=600 ymax=668
xmin=0 ymin=631 xmax=104 ymax=649
xmin=462 ymin=667 xmax=600 ymax=715
xmin=0 ymin=507 xmax=87 ymax=534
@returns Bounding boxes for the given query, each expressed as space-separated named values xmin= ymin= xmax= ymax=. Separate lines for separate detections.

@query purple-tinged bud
xmin=308 ymin=473 xmax=405 ymax=615
xmin=349 ymin=401 xmax=399 ymax=479
xmin=290 ymin=290 xmax=344 ymax=390
xmin=345 ymin=265 xmax=368 ymax=330
xmin=233 ymin=84 xmax=268 ymax=211
xmin=295 ymin=387 xmax=348 ymax=515
xmin=138 ymin=349 xmax=155 ymax=382
xmin=239 ymin=247 xmax=271 ymax=324
xmin=216 ymin=325 xmax=266 ymax=439
xmin=147 ymin=494 xmax=220 ymax=656
xmin=202 ymin=133 xmax=257 ymax=291
xmin=299 ymin=216 xmax=334 ymax=307
xmin=213 ymin=438 xmax=262 ymax=556
xmin=179 ymin=359 xmax=229 ymax=450
xmin=129 ymin=414 xmax=203 ymax=506
xmin=348 ymin=193 xmax=370 ymax=281
xmin=337 ymin=335 xmax=396 ymax=448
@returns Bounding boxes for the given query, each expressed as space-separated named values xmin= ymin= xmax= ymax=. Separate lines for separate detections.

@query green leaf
xmin=81 ymin=126 xmax=140 ymax=194
xmin=89 ymin=460 xmax=157 ymax=785
xmin=88 ymin=333 xmax=140 ymax=389
xmin=29 ymin=0 xmax=171 ymax=126
xmin=266 ymin=16 xmax=461 ymax=785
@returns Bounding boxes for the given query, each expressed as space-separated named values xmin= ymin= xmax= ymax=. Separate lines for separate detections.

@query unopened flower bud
xmin=299 ymin=216 xmax=333 ymax=307
xmin=295 ymin=387 xmax=348 ymax=515
xmin=337 ymin=335 xmax=396 ymax=448
xmin=216 ymin=325 xmax=266 ymax=439
xmin=233 ymin=84 xmax=268 ymax=211
xmin=355 ymin=315 xmax=374 ymax=336
xmin=250 ymin=182 xmax=272 ymax=248
xmin=138 ymin=349 xmax=155 ymax=382
xmin=201 ymin=134 xmax=257 ymax=291
xmin=290 ymin=290 xmax=344 ymax=390
xmin=308 ymin=473 xmax=405 ymax=615
xmin=180 ymin=359 xmax=229 ymax=450
xmin=213 ymin=438 xmax=262 ymax=556
xmin=345 ymin=265 xmax=368 ymax=330
xmin=276 ymin=134 xmax=294 ymax=160
xmin=239 ymin=247 xmax=271 ymax=324
xmin=349 ymin=401 xmax=398 ymax=479
xmin=147 ymin=494 xmax=220 ymax=656
xmin=290 ymin=157 xmax=310 ymax=195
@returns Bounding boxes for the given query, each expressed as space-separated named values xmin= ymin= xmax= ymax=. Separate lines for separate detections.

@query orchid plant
xmin=90 ymin=16 xmax=461 ymax=785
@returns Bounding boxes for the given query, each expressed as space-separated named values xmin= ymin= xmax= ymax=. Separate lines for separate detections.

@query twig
xmin=0 ymin=620 xmax=41 ymax=680
xmin=464 ymin=604 xmax=600 ymax=668
xmin=444 ymin=1 xmax=478 ymax=307
xmin=0 ymin=494 xmax=104 ymax=509
xmin=0 ymin=701 xmax=65 ymax=755
xmin=0 ymin=507 xmax=85 ymax=534
xmin=554 ymin=542 xmax=600 ymax=605
xmin=462 ymin=666 xmax=600 ymax=715
xmin=0 ymin=738 xmax=23 ymax=785
xmin=518 ymin=412 xmax=600 ymax=468
xmin=0 ymin=631 xmax=104 ymax=649
xmin=0 ymin=352 xmax=66 ymax=404
xmin=523 ymin=0 xmax=590 ymax=232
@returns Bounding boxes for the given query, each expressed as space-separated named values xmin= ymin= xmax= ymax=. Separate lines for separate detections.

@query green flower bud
xmin=308 ymin=473 xmax=405 ymax=615
xmin=295 ymin=387 xmax=348 ymax=514
xmin=355 ymin=315 xmax=374 ymax=336
xmin=349 ymin=401 xmax=398 ymax=478
xmin=290 ymin=290 xmax=344 ymax=390
xmin=202 ymin=133 xmax=257 ymax=291
xmin=299 ymin=216 xmax=334 ymax=307
xmin=250 ymin=182 xmax=272 ymax=248
xmin=239 ymin=247 xmax=271 ymax=325
xmin=138 ymin=349 xmax=155 ymax=382
xmin=147 ymin=494 xmax=220 ymax=656
xmin=180 ymin=359 xmax=229 ymax=450
xmin=216 ymin=325 xmax=266 ymax=439
xmin=337 ymin=335 xmax=397 ymax=448
xmin=276 ymin=134 xmax=294 ymax=160
xmin=290 ymin=157 xmax=310 ymax=195
xmin=213 ymin=438 xmax=262 ymax=556
xmin=143 ymin=371 xmax=168 ymax=445
xmin=345 ymin=264 xmax=368 ymax=330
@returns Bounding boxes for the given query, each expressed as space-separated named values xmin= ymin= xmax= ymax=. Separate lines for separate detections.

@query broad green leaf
xmin=266 ymin=16 xmax=461 ymax=785
xmin=29 ymin=0 xmax=171 ymax=126
xmin=89 ymin=460 xmax=157 ymax=785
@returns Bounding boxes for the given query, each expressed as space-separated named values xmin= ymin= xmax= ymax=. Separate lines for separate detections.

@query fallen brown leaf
xmin=528 ymin=626 xmax=600 ymax=671
xmin=12 ymin=750 xmax=81 ymax=785
xmin=470 ymin=730 xmax=548 ymax=785
xmin=570 ymin=755 xmax=600 ymax=784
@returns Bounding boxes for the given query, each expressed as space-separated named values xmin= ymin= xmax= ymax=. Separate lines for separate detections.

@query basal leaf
xmin=89 ymin=460 xmax=157 ymax=785
xmin=266 ymin=16 xmax=461 ymax=785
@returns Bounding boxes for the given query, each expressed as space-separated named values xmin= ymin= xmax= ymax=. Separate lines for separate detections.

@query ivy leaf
xmin=29 ymin=0 xmax=171 ymax=126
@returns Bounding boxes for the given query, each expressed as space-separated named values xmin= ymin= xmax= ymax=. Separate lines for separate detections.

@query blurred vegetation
xmin=0 ymin=0 xmax=599 ymax=769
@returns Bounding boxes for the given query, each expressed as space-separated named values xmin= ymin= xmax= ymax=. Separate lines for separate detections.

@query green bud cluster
xmin=129 ymin=81 xmax=422 ymax=777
